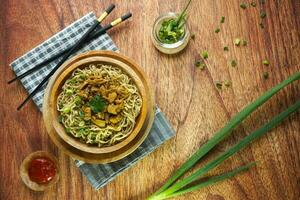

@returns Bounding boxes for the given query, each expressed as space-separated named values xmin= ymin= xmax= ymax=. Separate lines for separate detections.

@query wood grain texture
xmin=0 ymin=0 xmax=299 ymax=200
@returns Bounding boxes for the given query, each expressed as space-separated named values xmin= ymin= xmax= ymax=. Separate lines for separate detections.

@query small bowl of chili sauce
xmin=20 ymin=151 xmax=59 ymax=191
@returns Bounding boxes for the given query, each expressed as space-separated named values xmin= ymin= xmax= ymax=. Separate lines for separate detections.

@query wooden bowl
xmin=43 ymin=50 xmax=152 ymax=156
xmin=20 ymin=151 xmax=59 ymax=191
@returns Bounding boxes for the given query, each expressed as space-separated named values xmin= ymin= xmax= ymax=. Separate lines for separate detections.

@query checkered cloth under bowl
xmin=10 ymin=12 xmax=175 ymax=190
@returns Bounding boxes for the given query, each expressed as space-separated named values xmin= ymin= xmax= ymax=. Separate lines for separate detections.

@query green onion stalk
xmin=148 ymin=71 xmax=300 ymax=200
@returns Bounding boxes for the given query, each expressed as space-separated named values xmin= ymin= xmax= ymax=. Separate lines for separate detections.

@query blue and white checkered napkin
xmin=10 ymin=12 xmax=175 ymax=190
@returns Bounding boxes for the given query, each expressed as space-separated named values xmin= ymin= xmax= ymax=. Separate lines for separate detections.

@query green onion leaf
xmin=165 ymin=162 xmax=256 ymax=199
xmin=151 ymin=100 xmax=300 ymax=199
xmin=151 ymin=72 xmax=300 ymax=196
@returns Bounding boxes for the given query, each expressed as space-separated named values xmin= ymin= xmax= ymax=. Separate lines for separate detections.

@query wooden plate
xmin=43 ymin=51 xmax=155 ymax=163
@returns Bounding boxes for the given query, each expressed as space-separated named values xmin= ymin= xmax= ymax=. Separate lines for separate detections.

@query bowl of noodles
xmin=43 ymin=51 xmax=153 ymax=156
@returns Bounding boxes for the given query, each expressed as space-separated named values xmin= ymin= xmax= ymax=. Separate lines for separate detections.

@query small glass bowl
xmin=151 ymin=12 xmax=190 ymax=54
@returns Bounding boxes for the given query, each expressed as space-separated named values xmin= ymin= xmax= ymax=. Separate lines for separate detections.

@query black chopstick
xmin=17 ymin=12 xmax=132 ymax=111
xmin=8 ymin=4 xmax=115 ymax=85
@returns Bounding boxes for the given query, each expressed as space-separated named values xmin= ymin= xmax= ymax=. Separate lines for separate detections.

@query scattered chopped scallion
xmin=259 ymin=22 xmax=265 ymax=29
xmin=201 ymin=51 xmax=208 ymax=59
xmin=234 ymin=38 xmax=241 ymax=46
xmin=216 ymin=82 xmax=223 ymax=90
xmin=231 ymin=60 xmax=237 ymax=67
xmin=250 ymin=2 xmax=257 ymax=7
xmin=224 ymin=80 xmax=232 ymax=87
xmin=220 ymin=16 xmax=225 ymax=23
xmin=260 ymin=11 xmax=266 ymax=19
xmin=195 ymin=60 xmax=201 ymax=67
xmin=240 ymin=3 xmax=247 ymax=9
xmin=199 ymin=63 xmax=206 ymax=70
xmin=191 ymin=34 xmax=195 ymax=40
xmin=263 ymin=59 xmax=269 ymax=66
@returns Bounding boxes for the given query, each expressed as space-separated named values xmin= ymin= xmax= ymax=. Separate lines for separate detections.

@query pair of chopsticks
xmin=10 ymin=4 xmax=132 ymax=110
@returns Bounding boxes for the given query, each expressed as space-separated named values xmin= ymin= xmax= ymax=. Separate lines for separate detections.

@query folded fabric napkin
xmin=10 ymin=12 xmax=175 ymax=189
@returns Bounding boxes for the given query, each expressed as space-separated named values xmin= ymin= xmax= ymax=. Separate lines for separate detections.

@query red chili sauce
xmin=28 ymin=157 xmax=56 ymax=184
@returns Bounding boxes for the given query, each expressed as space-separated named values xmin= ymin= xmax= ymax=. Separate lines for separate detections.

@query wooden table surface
xmin=1 ymin=0 xmax=299 ymax=199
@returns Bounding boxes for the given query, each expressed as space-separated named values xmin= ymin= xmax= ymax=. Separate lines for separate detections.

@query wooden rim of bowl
xmin=20 ymin=151 xmax=59 ymax=191
xmin=43 ymin=50 xmax=150 ymax=154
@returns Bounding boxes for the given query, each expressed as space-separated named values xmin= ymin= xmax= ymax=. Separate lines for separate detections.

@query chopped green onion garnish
xmin=242 ymin=40 xmax=247 ymax=46
xmin=215 ymin=28 xmax=221 ymax=33
xmin=216 ymin=82 xmax=223 ymax=90
xmin=191 ymin=34 xmax=195 ymax=40
xmin=79 ymin=110 xmax=84 ymax=117
xmin=66 ymin=89 xmax=73 ymax=95
xmin=199 ymin=63 xmax=206 ymax=70
xmin=260 ymin=11 xmax=266 ymax=19
xmin=195 ymin=61 xmax=206 ymax=70
xmin=220 ymin=16 xmax=225 ymax=23
xmin=74 ymin=96 xmax=82 ymax=105
xmin=201 ymin=51 xmax=208 ymax=59
xmin=231 ymin=60 xmax=237 ymax=67
xmin=223 ymin=46 xmax=229 ymax=51
xmin=263 ymin=59 xmax=270 ymax=66
xmin=250 ymin=2 xmax=257 ymax=7
xmin=62 ymin=106 xmax=71 ymax=114
xmin=65 ymin=128 xmax=71 ymax=133
xmin=234 ymin=38 xmax=241 ymax=46
xmin=195 ymin=60 xmax=201 ymax=67
xmin=259 ymin=22 xmax=265 ymax=29
xmin=158 ymin=0 xmax=192 ymax=44
xmin=240 ymin=3 xmax=247 ymax=9
xmin=224 ymin=80 xmax=232 ymax=87
xmin=58 ymin=115 xmax=63 ymax=123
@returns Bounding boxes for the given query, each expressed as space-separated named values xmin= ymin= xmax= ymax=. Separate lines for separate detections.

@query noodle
xmin=57 ymin=64 xmax=142 ymax=147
